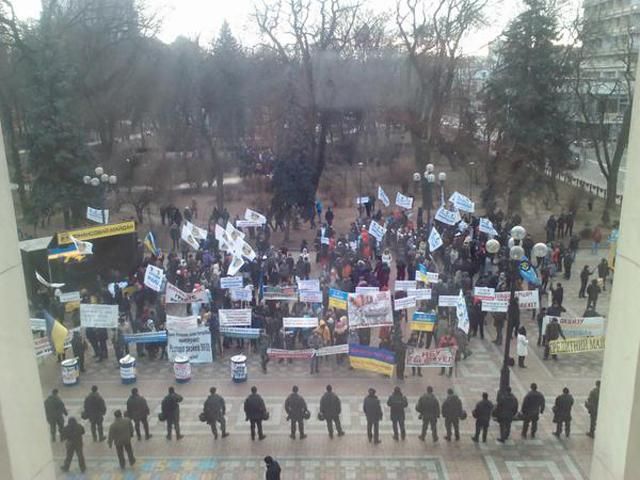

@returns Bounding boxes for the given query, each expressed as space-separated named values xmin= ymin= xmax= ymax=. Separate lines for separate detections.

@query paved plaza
xmin=42 ymin=250 xmax=608 ymax=479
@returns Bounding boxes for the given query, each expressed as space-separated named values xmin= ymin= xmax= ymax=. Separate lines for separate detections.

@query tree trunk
xmin=312 ymin=111 xmax=330 ymax=190
xmin=602 ymin=170 xmax=619 ymax=225
xmin=411 ymin=131 xmax=431 ymax=208
xmin=0 ymin=104 xmax=26 ymax=210
xmin=601 ymin=101 xmax=631 ymax=224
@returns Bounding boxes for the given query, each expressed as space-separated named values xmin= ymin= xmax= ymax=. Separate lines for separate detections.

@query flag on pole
xmin=144 ymin=231 xmax=159 ymax=256
xmin=428 ymin=227 xmax=443 ymax=252
xmin=43 ymin=310 xmax=68 ymax=354
xmin=69 ymin=235 xmax=93 ymax=255
xmin=518 ymin=256 xmax=541 ymax=286
xmin=378 ymin=186 xmax=390 ymax=207
xmin=456 ymin=290 xmax=470 ymax=334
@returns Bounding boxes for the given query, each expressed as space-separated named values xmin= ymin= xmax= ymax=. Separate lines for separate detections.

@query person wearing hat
xmin=285 ymin=385 xmax=309 ymax=439
xmin=363 ymin=388 xmax=383 ymax=444
xmin=521 ymin=383 xmax=545 ymax=439
xmin=126 ymin=388 xmax=152 ymax=441
xmin=387 ymin=386 xmax=408 ymax=441
xmin=107 ymin=410 xmax=135 ymax=470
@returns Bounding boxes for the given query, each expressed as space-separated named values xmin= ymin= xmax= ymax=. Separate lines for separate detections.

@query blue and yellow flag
xmin=144 ymin=231 xmax=159 ymax=256
xmin=43 ymin=310 xmax=68 ymax=354
xmin=349 ymin=344 xmax=395 ymax=376
xmin=518 ymin=256 xmax=540 ymax=286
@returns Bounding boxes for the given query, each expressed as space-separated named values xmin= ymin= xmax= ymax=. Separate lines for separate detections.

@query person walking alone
xmin=44 ymin=389 xmax=67 ymax=442
xmin=387 ymin=386 xmax=408 ymax=441
xmin=107 ymin=410 xmax=136 ymax=470
xmin=516 ymin=326 xmax=529 ymax=368
xmin=319 ymin=385 xmax=344 ymax=438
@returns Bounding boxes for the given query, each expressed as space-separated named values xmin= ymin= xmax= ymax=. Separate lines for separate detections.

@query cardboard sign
xmin=86 ymin=206 xmax=109 ymax=224
xmin=395 ymin=192 xmax=414 ymax=209
xmin=166 ymin=315 xmax=198 ymax=332
xmin=283 ymin=317 xmax=319 ymax=329
xmin=80 ymin=304 xmax=118 ymax=328
xmin=473 ymin=287 xmax=496 ymax=301
xmin=219 ymin=309 xmax=252 ymax=327
xmin=394 ymin=295 xmax=417 ymax=311
xmin=143 ymin=264 xmax=164 ymax=292
xmin=406 ymin=346 xmax=457 ymax=367
xmin=410 ymin=312 xmax=437 ymax=331
xmin=221 ymin=276 xmax=243 ymax=289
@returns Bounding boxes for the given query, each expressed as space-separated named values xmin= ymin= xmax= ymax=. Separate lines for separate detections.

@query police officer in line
xmin=495 ymin=387 xmax=518 ymax=443
xmin=83 ymin=385 xmax=106 ymax=442
xmin=319 ymin=384 xmax=345 ymax=438
xmin=585 ymin=380 xmax=600 ymax=438
xmin=387 ymin=386 xmax=408 ymax=441
xmin=363 ymin=388 xmax=383 ymax=444
xmin=471 ymin=392 xmax=493 ymax=443
xmin=416 ymin=386 xmax=440 ymax=442
xmin=161 ymin=387 xmax=184 ymax=440
xmin=107 ymin=410 xmax=136 ymax=470
xmin=553 ymin=387 xmax=574 ymax=438
xmin=44 ymin=388 xmax=67 ymax=442
xmin=285 ymin=385 xmax=309 ymax=439
xmin=60 ymin=417 xmax=86 ymax=473
xmin=442 ymin=388 xmax=464 ymax=442
xmin=521 ymin=383 xmax=545 ymax=439
xmin=244 ymin=385 xmax=268 ymax=441
xmin=126 ymin=388 xmax=152 ymax=441
xmin=204 ymin=387 xmax=229 ymax=439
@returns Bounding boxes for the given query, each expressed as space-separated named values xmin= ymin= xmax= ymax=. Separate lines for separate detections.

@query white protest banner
xmin=456 ymin=290 xmax=470 ymax=334
xmin=355 ymin=286 xmax=379 ymax=294
xmin=219 ymin=327 xmax=261 ymax=339
xmin=473 ymin=287 xmax=496 ymax=301
xmin=230 ymin=288 xmax=252 ymax=302
xmin=438 ymin=295 xmax=459 ymax=307
xmin=227 ymin=255 xmax=245 ymax=276
xmin=368 ymin=220 xmax=386 ymax=242
xmin=434 ymin=207 xmax=461 ymax=226
xmin=86 ymin=206 xmax=109 ymax=224
xmin=267 ymin=348 xmax=315 ymax=360
xmin=236 ymin=220 xmax=263 ymax=228
xmin=348 ymin=291 xmax=393 ymax=329
xmin=144 ymin=264 xmax=164 ymax=292
xmin=314 ymin=344 xmax=350 ymax=357
xmin=541 ymin=316 xmax=606 ymax=338
xmin=395 ymin=280 xmax=417 ymax=291
xmin=166 ymin=315 xmax=198 ymax=332
xmin=297 ymin=279 xmax=320 ymax=291
xmin=167 ymin=327 xmax=212 ymax=363
xmin=481 ymin=300 xmax=509 ymax=312
xmin=299 ymin=290 xmax=323 ymax=303
xmin=356 ymin=196 xmax=370 ymax=205
xmin=221 ymin=276 xmax=243 ymax=289
xmin=405 ymin=346 xmax=457 ymax=368
xmin=165 ymin=283 xmax=209 ymax=303
xmin=495 ymin=290 xmax=540 ymax=310
xmin=185 ymin=221 xmax=208 ymax=240
xmin=219 ymin=309 xmax=252 ymax=327
xmin=244 ymin=208 xmax=267 ymax=224
xmin=80 ymin=304 xmax=118 ymax=328
xmin=479 ymin=218 xmax=498 ymax=236
xmin=395 ymin=192 xmax=414 ymax=209
xmin=283 ymin=317 xmax=319 ymax=329
xmin=237 ymin=239 xmax=257 ymax=261
xmin=225 ymin=221 xmax=245 ymax=242
xmin=215 ymin=224 xmax=233 ymax=251
xmin=407 ymin=289 xmax=432 ymax=300
xmin=378 ymin=186 xmax=390 ymax=207
xmin=58 ymin=291 xmax=81 ymax=303
xmin=394 ymin=295 xmax=417 ymax=311
xmin=449 ymin=191 xmax=475 ymax=213
xmin=428 ymin=227 xmax=443 ymax=252
xmin=181 ymin=224 xmax=201 ymax=250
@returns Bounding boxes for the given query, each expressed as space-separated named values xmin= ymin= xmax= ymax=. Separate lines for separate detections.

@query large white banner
xmin=541 ymin=316 xmax=606 ymax=338
xmin=348 ymin=291 xmax=393 ymax=329
xmin=378 ymin=186 xmax=390 ymax=207
xmin=368 ymin=220 xmax=386 ymax=242
xmin=283 ymin=317 xmax=319 ymax=329
xmin=395 ymin=280 xmax=417 ymax=291
xmin=434 ymin=207 xmax=461 ymax=226
xmin=219 ymin=309 xmax=252 ymax=327
xmin=395 ymin=192 xmax=414 ymax=209
xmin=428 ymin=227 xmax=443 ymax=252
xmin=449 ymin=191 xmax=475 ymax=213
xmin=495 ymin=290 xmax=540 ymax=310
xmin=165 ymin=283 xmax=209 ymax=303
xmin=456 ymin=291 xmax=469 ymax=334
xmin=185 ymin=221 xmax=208 ymax=240
xmin=166 ymin=315 xmax=198 ymax=332
xmin=144 ymin=264 xmax=164 ymax=292
xmin=167 ymin=327 xmax=212 ymax=363
xmin=227 ymin=255 xmax=245 ymax=276
xmin=86 ymin=206 xmax=109 ymax=224
xmin=80 ymin=304 xmax=118 ymax=328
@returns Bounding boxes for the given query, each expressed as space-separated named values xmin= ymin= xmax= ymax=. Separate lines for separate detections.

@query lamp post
xmin=357 ymin=161 xmax=364 ymax=217
xmin=438 ymin=172 xmax=447 ymax=205
xmin=83 ymin=166 xmax=117 ymax=224
xmin=468 ymin=161 xmax=476 ymax=200
xmin=413 ymin=164 xmax=439 ymax=229
xmin=486 ymin=227 xmax=548 ymax=396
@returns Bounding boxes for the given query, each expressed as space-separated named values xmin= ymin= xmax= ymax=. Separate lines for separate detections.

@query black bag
xmin=198 ymin=412 xmax=207 ymax=423
xmin=158 ymin=412 xmax=166 ymax=422
xmin=80 ymin=411 xmax=88 ymax=420
xmin=317 ymin=412 xmax=325 ymax=422
xmin=263 ymin=411 xmax=270 ymax=421
xmin=303 ymin=410 xmax=311 ymax=420
xmin=460 ymin=410 xmax=468 ymax=421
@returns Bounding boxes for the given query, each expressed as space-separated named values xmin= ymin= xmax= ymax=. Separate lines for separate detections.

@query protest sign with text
xmin=438 ymin=295 xmax=459 ymax=307
xmin=267 ymin=348 xmax=315 ymax=360
xmin=428 ymin=227 xmax=443 ymax=252
xmin=283 ymin=317 xmax=319 ymax=329
xmin=378 ymin=186 xmax=390 ymax=207
xmin=220 ymin=327 xmax=261 ymax=339
xmin=449 ymin=191 xmax=475 ymax=213
xmin=368 ymin=220 xmax=386 ymax=242
xmin=220 ymin=276 xmax=243 ymax=289
xmin=395 ymin=192 xmax=414 ymax=209
xmin=80 ymin=304 xmax=118 ymax=328
xmin=299 ymin=290 xmax=323 ymax=303
xmin=86 ymin=206 xmax=109 ymax=224
xmin=230 ymin=288 xmax=252 ymax=302
xmin=549 ymin=336 xmax=605 ymax=354
xmin=166 ymin=315 xmax=198 ymax=332
xmin=434 ymin=207 xmax=461 ymax=226
xmin=143 ymin=264 xmax=164 ymax=292
xmin=481 ymin=300 xmax=509 ymax=312
xmin=263 ymin=286 xmax=298 ymax=301
xmin=406 ymin=346 xmax=457 ymax=367
xmin=394 ymin=295 xmax=416 ymax=311
xmin=541 ymin=316 xmax=606 ymax=338
xmin=473 ymin=287 xmax=496 ymax=301
xmin=219 ymin=309 xmax=252 ymax=327
xmin=495 ymin=290 xmax=539 ymax=310
xmin=297 ymin=279 xmax=320 ymax=291
xmin=167 ymin=327 xmax=212 ymax=363
xmin=165 ymin=283 xmax=209 ymax=303
xmin=395 ymin=280 xmax=417 ymax=291
xmin=348 ymin=291 xmax=393 ymax=329
xmin=407 ymin=289 xmax=432 ymax=301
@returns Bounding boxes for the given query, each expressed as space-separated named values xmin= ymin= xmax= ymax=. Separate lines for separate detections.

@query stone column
xmin=0 ymin=122 xmax=55 ymax=479
xmin=590 ymin=71 xmax=640 ymax=479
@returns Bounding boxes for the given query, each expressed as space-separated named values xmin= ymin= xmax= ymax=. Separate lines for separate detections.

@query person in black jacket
xmin=416 ymin=386 xmax=440 ymax=442
xmin=71 ymin=332 xmax=87 ymax=372
xmin=495 ymin=387 xmax=518 ymax=443
xmin=442 ymin=388 xmax=463 ymax=441
xmin=204 ymin=387 xmax=229 ymax=439
xmin=83 ymin=385 xmax=106 ymax=442
xmin=387 ymin=386 xmax=408 ymax=441
xmin=285 ymin=385 xmax=308 ymax=439
xmin=44 ymin=389 xmax=67 ymax=442
xmin=521 ymin=383 xmax=545 ymax=438
xmin=126 ymin=388 xmax=152 ymax=441
xmin=363 ymin=388 xmax=382 ymax=444
xmin=471 ymin=392 xmax=493 ymax=443
xmin=60 ymin=417 xmax=86 ymax=473
xmin=320 ymin=385 xmax=344 ymax=438
xmin=553 ymin=387 xmax=574 ymax=438
xmin=244 ymin=386 xmax=267 ymax=440
xmin=161 ymin=387 xmax=184 ymax=440
xmin=264 ymin=456 xmax=281 ymax=480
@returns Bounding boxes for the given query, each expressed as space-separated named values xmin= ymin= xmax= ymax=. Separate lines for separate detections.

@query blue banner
xmin=518 ymin=256 xmax=540 ymax=286
xmin=124 ymin=332 xmax=167 ymax=344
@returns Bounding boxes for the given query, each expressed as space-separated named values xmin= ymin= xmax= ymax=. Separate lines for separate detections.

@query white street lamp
xmin=109 ymin=175 xmax=117 ymax=185
xmin=509 ymin=245 xmax=525 ymax=260
xmin=83 ymin=176 xmax=91 ymax=185
xmin=100 ymin=173 xmax=109 ymax=183
xmin=532 ymin=242 xmax=548 ymax=258
xmin=426 ymin=173 xmax=435 ymax=183
xmin=486 ymin=238 xmax=500 ymax=254
xmin=94 ymin=166 xmax=104 ymax=176
xmin=90 ymin=177 xmax=100 ymax=187
xmin=510 ymin=225 xmax=527 ymax=241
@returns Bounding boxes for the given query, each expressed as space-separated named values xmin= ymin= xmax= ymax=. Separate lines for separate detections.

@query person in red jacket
xmin=438 ymin=331 xmax=458 ymax=378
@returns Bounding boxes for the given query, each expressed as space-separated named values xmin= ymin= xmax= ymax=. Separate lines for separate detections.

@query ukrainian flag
xmin=349 ymin=344 xmax=395 ymax=376
xmin=43 ymin=310 xmax=68 ymax=354
xmin=144 ymin=231 xmax=159 ymax=256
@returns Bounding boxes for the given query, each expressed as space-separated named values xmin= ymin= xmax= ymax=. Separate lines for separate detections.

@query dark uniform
xmin=363 ymin=389 xmax=383 ymax=444
xmin=108 ymin=414 xmax=135 ymax=469
xmin=60 ymin=417 xmax=86 ymax=473
xmin=83 ymin=388 xmax=106 ymax=442
xmin=416 ymin=389 xmax=440 ymax=442
xmin=244 ymin=388 xmax=267 ymax=440
xmin=495 ymin=390 xmax=518 ymax=442
xmin=553 ymin=389 xmax=574 ymax=437
xmin=442 ymin=391 xmax=463 ymax=441
xmin=44 ymin=391 xmax=67 ymax=442
xmin=161 ymin=389 xmax=184 ymax=440
xmin=319 ymin=387 xmax=344 ymax=438
xmin=471 ymin=396 xmax=494 ymax=442
xmin=285 ymin=388 xmax=308 ymax=439
xmin=126 ymin=390 xmax=151 ymax=440
xmin=521 ymin=387 xmax=545 ymax=438
xmin=585 ymin=382 xmax=600 ymax=438
xmin=387 ymin=388 xmax=408 ymax=440
xmin=204 ymin=390 xmax=228 ymax=439
xmin=71 ymin=332 xmax=87 ymax=372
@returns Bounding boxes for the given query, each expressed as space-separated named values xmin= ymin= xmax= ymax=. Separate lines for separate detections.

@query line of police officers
xmin=44 ymin=380 xmax=601 ymax=473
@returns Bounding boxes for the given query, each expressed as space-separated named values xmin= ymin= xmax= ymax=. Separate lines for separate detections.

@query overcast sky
xmin=13 ymin=0 xmax=582 ymax=55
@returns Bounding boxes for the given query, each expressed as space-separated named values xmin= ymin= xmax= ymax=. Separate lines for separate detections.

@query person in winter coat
xmin=471 ymin=392 xmax=494 ymax=443
xmin=495 ymin=387 xmax=518 ymax=442
xmin=319 ymin=384 xmax=344 ymax=438
xmin=597 ymin=258 xmax=609 ymax=291
xmin=407 ymin=332 xmax=423 ymax=377
xmin=585 ymin=380 xmax=600 ymax=438
xmin=553 ymin=387 xmax=574 ymax=438
xmin=44 ymin=389 xmax=67 ymax=442
xmin=107 ymin=410 xmax=135 ymax=470
xmin=161 ymin=387 xmax=184 ymax=440
xmin=264 ymin=456 xmax=281 ymax=480
xmin=363 ymin=388 xmax=383 ymax=444
xmin=244 ymin=386 xmax=267 ymax=440
xmin=442 ymin=388 xmax=464 ymax=441
xmin=71 ymin=331 xmax=87 ymax=372
xmin=83 ymin=385 xmax=106 ymax=442
xmin=517 ymin=326 xmax=529 ymax=368
xmin=438 ymin=333 xmax=457 ymax=377
xmin=586 ymin=279 xmax=602 ymax=310
xmin=544 ymin=318 xmax=566 ymax=360
xmin=307 ymin=329 xmax=324 ymax=374
xmin=126 ymin=388 xmax=152 ymax=441
xmin=416 ymin=386 xmax=440 ymax=442
xmin=203 ymin=387 xmax=229 ymax=439
xmin=578 ymin=266 xmax=594 ymax=298
xmin=521 ymin=383 xmax=545 ymax=438
xmin=387 ymin=386 xmax=408 ymax=441
xmin=285 ymin=385 xmax=309 ymax=439
xmin=60 ymin=417 xmax=86 ymax=473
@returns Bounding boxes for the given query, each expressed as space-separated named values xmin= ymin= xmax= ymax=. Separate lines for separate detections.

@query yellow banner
xmin=57 ymin=221 xmax=136 ymax=244
xmin=549 ymin=336 xmax=605 ymax=354
xmin=329 ymin=297 xmax=347 ymax=310
xmin=409 ymin=321 xmax=435 ymax=332
xmin=349 ymin=356 xmax=395 ymax=376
